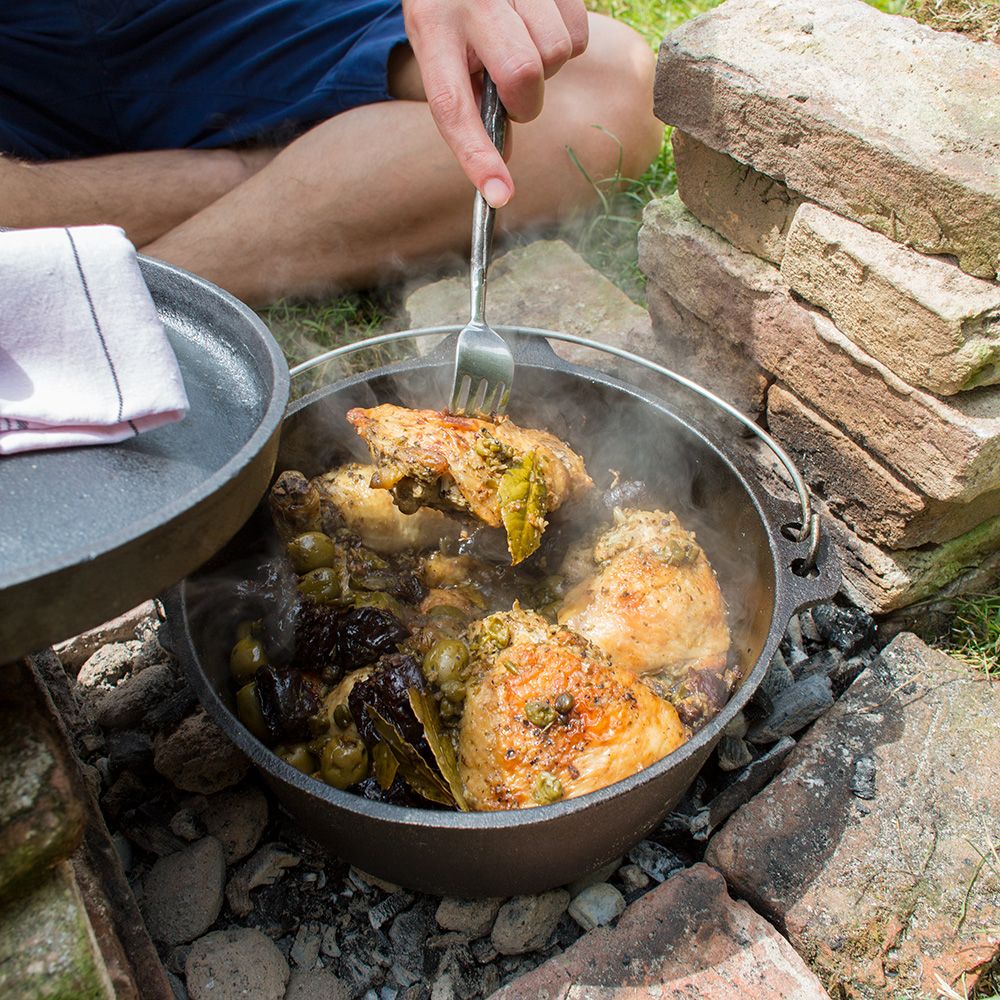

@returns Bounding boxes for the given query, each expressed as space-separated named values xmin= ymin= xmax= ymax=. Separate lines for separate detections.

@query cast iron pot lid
xmin=0 ymin=256 xmax=290 ymax=663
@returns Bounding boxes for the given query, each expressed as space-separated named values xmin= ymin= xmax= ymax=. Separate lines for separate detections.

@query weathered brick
xmin=654 ymin=0 xmax=1000 ymax=279
xmin=638 ymin=196 xmax=1000 ymax=504
xmin=673 ymin=130 xmax=803 ymax=265
xmin=706 ymin=633 xmax=1000 ymax=998
xmin=767 ymin=386 xmax=1000 ymax=549
xmin=490 ymin=863 xmax=830 ymax=1000
xmin=781 ymin=204 xmax=1000 ymax=395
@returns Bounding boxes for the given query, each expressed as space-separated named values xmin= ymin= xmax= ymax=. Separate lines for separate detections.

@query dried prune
xmin=336 ymin=606 xmax=409 ymax=672
xmin=348 ymin=652 xmax=426 ymax=750
xmin=289 ymin=598 xmax=341 ymax=676
xmin=255 ymin=665 xmax=320 ymax=742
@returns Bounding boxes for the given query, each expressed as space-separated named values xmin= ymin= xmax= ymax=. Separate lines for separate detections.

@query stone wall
xmin=638 ymin=0 xmax=1000 ymax=614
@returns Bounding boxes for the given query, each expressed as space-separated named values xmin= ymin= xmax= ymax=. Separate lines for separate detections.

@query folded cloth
xmin=0 ymin=225 xmax=189 ymax=455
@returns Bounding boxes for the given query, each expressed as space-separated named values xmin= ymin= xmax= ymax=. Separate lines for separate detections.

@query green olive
xmin=235 ymin=618 xmax=263 ymax=640
xmin=533 ymin=771 xmax=564 ymax=805
xmin=422 ymin=638 xmax=469 ymax=686
xmin=275 ymin=742 xmax=317 ymax=774
xmin=332 ymin=703 xmax=353 ymax=730
xmin=320 ymin=736 xmax=369 ymax=790
xmin=287 ymin=531 xmax=338 ymax=573
xmin=351 ymin=591 xmax=404 ymax=619
xmin=307 ymin=711 xmax=330 ymax=737
xmin=229 ymin=636 xmax=268 ymax=682
xmin=236 ymin=682 xmax=269 ymax=741
xmin=297 ymin=566 xmax=342 ymax=603
xmin=426 ymin=603 xmax=469 ymax=620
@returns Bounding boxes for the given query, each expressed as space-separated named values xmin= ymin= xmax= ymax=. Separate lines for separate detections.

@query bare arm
xmin=401 ymin=0 xmax=589 ymax=208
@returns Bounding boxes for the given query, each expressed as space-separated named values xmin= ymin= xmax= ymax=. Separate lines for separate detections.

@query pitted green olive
xmin=332 ymin=703 xmax=353 ymax=730
xmin=287 ymin=531 xmax=337 ymax=573
xmin=297 ymin=566 xmax=342 ymax=603
xmin=320 ymin=736 xmax=368 ymax=790
xmin=275 ymin=742 xmax=317 ymax=774
xmin=422 ymin=639 xmax=469 ymax=686
xmin=235 ymin=682 xmax=269 ymax=741
xmin=229 ymin=636 xmax=268 ymax=682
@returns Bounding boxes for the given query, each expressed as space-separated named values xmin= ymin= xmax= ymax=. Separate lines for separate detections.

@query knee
xmin=555 ymin=14 xmax=663 ymax=181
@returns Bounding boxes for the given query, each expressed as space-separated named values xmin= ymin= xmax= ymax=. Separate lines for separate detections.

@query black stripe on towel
xmin=65 ymin=228 xmax=126 ymax=424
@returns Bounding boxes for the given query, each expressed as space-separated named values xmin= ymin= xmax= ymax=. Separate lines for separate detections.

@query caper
xmin=332 ymin=703 xmax=353 ymax=730
xmin=422 ymin=638 xmax=470 ymax=686
xmin=533 ymin=771 xmax=564 ymax=805
xmin=320 ymin=736 xmax=369 ymax=790
xmin=297 ymin=566 xmax=342 ymax=603
xmin=525 ymin=700 xmax=556 ymax=729
xmin=236 ymin=682 xmax=269 ymax=741
xmin=554 ymin=692 xmax=575 ymax=716
xmin=439 ymin=697 xmax=458 ymax=721
xmin=287 ymin=531 xmax=338 ymax=573
xmin=481 ymin=616 xmax=510 ymax=649
xmin=229 ymin=636 xmax=268 ymax=682
xmin=275 ymin=742 xmax=317 ymax=775
xmin=307 ymin=711 xmax=330 ymax=737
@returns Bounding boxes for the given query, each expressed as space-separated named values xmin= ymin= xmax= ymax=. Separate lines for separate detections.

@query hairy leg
xmin=0 ymin=146 xmax=277 ymax=247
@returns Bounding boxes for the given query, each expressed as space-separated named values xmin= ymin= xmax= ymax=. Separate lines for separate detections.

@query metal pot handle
xmin=290 ymin=326 xmax=822 ymax=571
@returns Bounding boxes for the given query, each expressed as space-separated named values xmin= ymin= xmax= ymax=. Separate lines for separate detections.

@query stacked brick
xmin=637 ymin=0 xmax=1000 ymax=613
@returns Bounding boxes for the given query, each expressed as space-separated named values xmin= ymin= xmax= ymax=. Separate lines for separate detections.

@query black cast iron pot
xmin=164 ymin=329 xmax=839 ymax=897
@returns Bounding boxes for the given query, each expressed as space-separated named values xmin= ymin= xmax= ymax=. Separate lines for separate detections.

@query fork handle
xmin=470 ymin=72 xmax=507 ymax=326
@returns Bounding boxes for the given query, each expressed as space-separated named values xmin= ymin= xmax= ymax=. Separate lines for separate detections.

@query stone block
xmin=781 ymin=203 xmax=1000 ymax=395
xmin=705 ymin=633 xmax=1000 ymax=998
xmin=489 ymin=863 xmax=831 ymax=999
xmin=638 ymin=196 xmax=1000 ymax=504
xmin=673 ymin=130 xmax=803 ymax=265
xmin=0 ymin=861 xmax=114 ymax=1000
xmin=767 ymin=386 xmax=1000 ymax=549
xmin=404 ymin=238 xmax=652 ymax=370
xmin=654 ymin=0 xmax=1000 ymax=279
xmin=0 ymin=660 xmax=87 ymax=901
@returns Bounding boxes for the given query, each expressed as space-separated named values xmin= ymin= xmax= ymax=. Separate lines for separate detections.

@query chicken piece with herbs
xmin=346 ymin=405 xmax=594 ymax=564
xmin=557 ymin=508 xmax=733 ymax=727
xmin=456 ymin=606 xmax=687 ymax=810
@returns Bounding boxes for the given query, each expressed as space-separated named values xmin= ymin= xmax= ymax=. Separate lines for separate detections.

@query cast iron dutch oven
xmin=164 ymin=328 xmax=839 ymax=898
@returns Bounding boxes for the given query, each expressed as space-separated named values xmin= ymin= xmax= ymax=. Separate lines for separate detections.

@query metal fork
xmin=450 ymin=72 xmax=515 ymax=417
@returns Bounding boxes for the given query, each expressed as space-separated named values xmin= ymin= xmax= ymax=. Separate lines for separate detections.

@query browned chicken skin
xmin=457 ymin=607 xmax=687 ymax=810
xmin=346 ymin=404 xmax=594 ymax=563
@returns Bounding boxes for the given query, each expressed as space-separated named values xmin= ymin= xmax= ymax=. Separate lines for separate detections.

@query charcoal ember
xmin=290 ymin=598 xmax=341 ymax=675
xmin=746 ymin=673 xmax=834 ymax=744
xmin=626 ymin=840 xmax=684 ymax=883
xmin=790 ymin=646 xmax=844 ymax=682
xmin=759 ymin=650 xmax=795 ymax=699
xmin=349 ymin=652 xmax=427 ymax=750
xmin=829 ymin=652 xmax=871 ymax=698
xmin=255 ymin=665 xmax=320 ymax=742
xmin=337 ymin=607 xmax=410 ymax=672
xmin=850 ymin=755 xmax=877 ymax=800
xmin=106 ymin=730 xmax=154 ymax=773
xmin=809 ymin=603 xmax=876 ymax=657
xmin=716 ymin=734 xmax=752 ymax=772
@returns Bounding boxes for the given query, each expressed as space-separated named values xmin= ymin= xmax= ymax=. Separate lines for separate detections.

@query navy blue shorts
xmin=0 ymin=0 xmax=408 ymax=160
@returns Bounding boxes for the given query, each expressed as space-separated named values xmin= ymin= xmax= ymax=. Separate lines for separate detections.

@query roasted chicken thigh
xmin=457 ymin=606 xmax=687 ymax=810
xmin=346 ymin=404 xmax=594 ymax=563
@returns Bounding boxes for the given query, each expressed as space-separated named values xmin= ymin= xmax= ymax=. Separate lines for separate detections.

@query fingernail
xmin=482 ymin=177 xmax=511 ymax=208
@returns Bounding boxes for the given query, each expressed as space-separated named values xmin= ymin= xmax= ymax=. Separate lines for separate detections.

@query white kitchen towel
xmin=0 ymin=225 xmax=189 ymax=455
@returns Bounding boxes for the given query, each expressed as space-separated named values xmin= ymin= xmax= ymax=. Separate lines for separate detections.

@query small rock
xmin=197 ymin=783 xmax=269 ymax=863
xmin=283 ymin=967 xmax=352 ymax=1000
xmin=568 ymin=883 xmax=626 ymax=930
xmin=169 ymin=806 xmax=206 ymax=842
xmin=77 ymin=639 xmax=145 ymax=690
xmin=491 ymin=889 xmax=570 ymax=955
xmin=320 ymin=923 xmax=341 ymax=958
xmin=141 ymin=836 xmax=226 ymax=945
xmin=153 ymin=709 xmax=249 ymax=794
xmin=435 ymin=897 xmax=504 ymax=938
xmin=850 ymin=755 xmax=877 ymax=800
xmin=185 ymin=928 xmax=289 ymax=1000
xmin=617 ymin=864 xmax=651 ymax=893
xmin=290 ymin=921 xmax=323 ymax=968
xmin=225 ymin=843 xmax=301 ymax=918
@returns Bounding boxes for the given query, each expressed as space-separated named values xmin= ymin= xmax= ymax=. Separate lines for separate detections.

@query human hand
xmin=401 ymin=0 xmax=589 ymax=208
